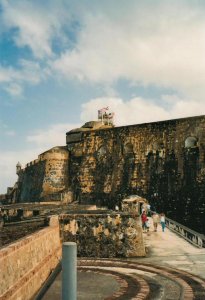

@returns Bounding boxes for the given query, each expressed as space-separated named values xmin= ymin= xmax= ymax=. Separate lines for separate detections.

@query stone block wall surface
xmin=59 ymin=213 xmax=145 ymax=258
xmin=11 ymin=115 xmax=205 ymax=233
xmin=67 ymin=116 xmax=205 ymax=233
xmin=0 ymin=220 xmax=61 ymax=300
xmin=69 ymin=116 xmax=205 ymax=198
xmin=18 ymin=146 xmax=69 ymax=202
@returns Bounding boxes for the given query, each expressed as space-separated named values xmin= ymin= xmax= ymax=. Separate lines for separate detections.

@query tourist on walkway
xmin=160 ymin=213 xmax=166 ymax=232
xmin=141 ymin=211 xmax=148 ymax=232
xmin=152 ymin=212 xmax=160 ymax=232
xmin=146 ymin=217 xmax=151 ymax=232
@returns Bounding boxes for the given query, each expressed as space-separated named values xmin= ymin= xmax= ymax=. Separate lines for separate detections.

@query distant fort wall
xmin=18 ymin=146 xmax=69 ymax=202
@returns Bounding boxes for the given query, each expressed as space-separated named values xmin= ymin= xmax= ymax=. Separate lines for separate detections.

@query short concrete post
xmin=62 ymin=242 xmax=77 ymax=300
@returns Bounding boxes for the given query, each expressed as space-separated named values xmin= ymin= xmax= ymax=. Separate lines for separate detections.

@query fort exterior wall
xmin=10 ymin=115 xmax=205 ymax=233
xmin=0 ymin=216 xmax=61 ymax=300
xmin=59 ymin=213 xmax=146 ymax=257
xmin=18 ymin=146 xmax=69 ymax=202
xmin=67 ymin=115 xmax=205 ymax=233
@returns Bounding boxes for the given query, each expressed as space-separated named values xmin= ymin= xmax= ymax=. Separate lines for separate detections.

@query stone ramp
xmin=142 ymin=219 xmax=205 ymax=279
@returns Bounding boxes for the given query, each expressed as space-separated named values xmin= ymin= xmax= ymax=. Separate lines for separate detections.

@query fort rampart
xmin=67 ymin=116 xmax=205 ymax=233
xmin=17 ymin=146 xmax=69 ymax=202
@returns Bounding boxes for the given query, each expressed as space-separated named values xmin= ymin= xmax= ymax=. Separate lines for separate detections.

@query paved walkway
xmin=40 ymin=220 xmax=205 ymax=299
xmin=42 ymin=271 xmax=121 ymax=300
xmin=139 ymin=220 xmax=205 ymax=279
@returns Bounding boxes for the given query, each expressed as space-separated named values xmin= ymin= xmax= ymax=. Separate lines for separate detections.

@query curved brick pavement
xmin=79 ymin=259 xmax=205 ymax=299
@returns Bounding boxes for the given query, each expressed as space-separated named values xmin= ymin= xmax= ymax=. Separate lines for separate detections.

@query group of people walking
xmin=141 ymin=209 xmax=165 ymax=233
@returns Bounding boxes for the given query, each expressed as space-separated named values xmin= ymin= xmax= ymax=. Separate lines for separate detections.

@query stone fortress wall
xmin=17 ymin=146 xmax=70 ymax=202
xmin=12 ymin=115 xmax=205 ymax=233
xmin=67 ymin=116 xmax=205 ymax=233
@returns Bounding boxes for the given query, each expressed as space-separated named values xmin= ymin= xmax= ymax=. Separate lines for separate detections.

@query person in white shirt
xmin=160 ymin=213 xmax=166 ymax=232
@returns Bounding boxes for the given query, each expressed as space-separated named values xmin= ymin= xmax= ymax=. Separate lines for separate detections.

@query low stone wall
xmin=0 ymin=216 xmax=61 ymax=300
xmin=59 ymin=212 xmax=145 ymax=257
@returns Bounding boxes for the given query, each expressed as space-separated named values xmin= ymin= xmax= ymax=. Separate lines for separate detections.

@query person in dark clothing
xmin=141 ymin=211 xmax=148 ymax=232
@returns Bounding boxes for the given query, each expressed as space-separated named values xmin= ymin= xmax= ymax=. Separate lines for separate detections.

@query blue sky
xmin=1 ymin=0 xmax=205 ymax=193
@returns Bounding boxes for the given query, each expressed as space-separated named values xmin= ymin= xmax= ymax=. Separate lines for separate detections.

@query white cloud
xmin=0 ymin=151 xmax=18 ymax=193
xmin=1 ymin=0 xmax=69 ymax=59
xmin=81 ymin=96 xmax=205 ymax=126
xmin=0 ymin=60 xmax=47 ymax=97
xmin=163 ymin=95 xmax=205 ymax=119
xmin=27 ymin=123 xmax=81 ymax=149
xmin=17 ymin=60 xmax=47 ymax=84
xmin=0 ymin=0 xmax=70 ymax=96
xmin=2 ymin=1 xmax=205 ymax=102
xmin=81 ymin=97 xmax=170 ymax=126
xmin=0 ymin=66 xmax=19 ymax=83
xmin=53 ymin=1 xmax=205 ymax=101
xmin=4 ymin=83 xmax=23 ymax=96
xmin=0 ymin=149 xmax=41 ymax=194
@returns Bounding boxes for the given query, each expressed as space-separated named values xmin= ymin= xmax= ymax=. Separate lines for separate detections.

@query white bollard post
xmin=62 ymin=242 xmax=77 ymax=300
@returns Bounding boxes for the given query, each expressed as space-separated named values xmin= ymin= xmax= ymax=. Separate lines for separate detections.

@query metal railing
xmin=165 ymin=217 xmax=205 ymax=248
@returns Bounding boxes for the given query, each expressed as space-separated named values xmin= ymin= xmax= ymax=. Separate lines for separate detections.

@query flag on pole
xmin=99 ymin=106 xmax=109 ymax=112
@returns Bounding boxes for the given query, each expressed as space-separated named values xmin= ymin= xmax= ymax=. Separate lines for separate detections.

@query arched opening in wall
xmin=182 ymin=135 xmax=200 ymax=230
xmin=183 ymin=136 xmax=199 ymax=186
xmin=121 ymin=143 xmax=135 ymax=195
xmin=185 ymin=136 xmax=198 ymax=148
xmin=124 ymin=143 xmax=134 ymax=155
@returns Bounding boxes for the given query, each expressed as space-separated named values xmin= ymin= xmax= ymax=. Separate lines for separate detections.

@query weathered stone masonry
xmin=17 ymin=146 xmax=70 ymax=202
xmin=67 ymin=116 xmax=205 ymax=233
xmin=59 ymin=212 xmax=145 ymax=258
xmin=14 ymin=115 xmax=205 ymax=233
